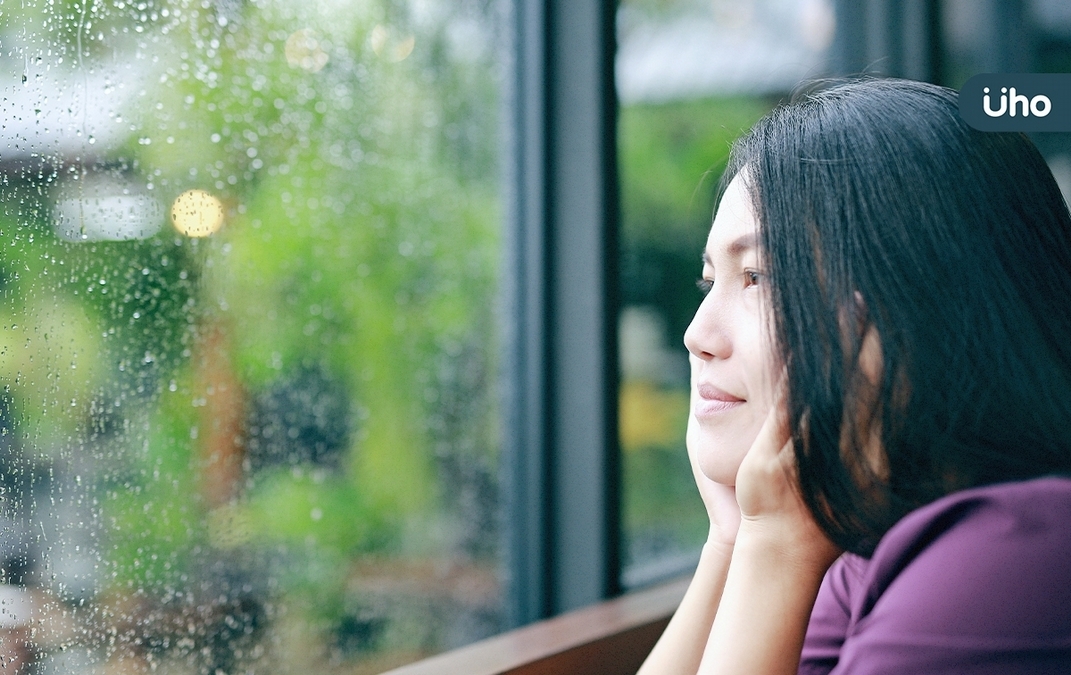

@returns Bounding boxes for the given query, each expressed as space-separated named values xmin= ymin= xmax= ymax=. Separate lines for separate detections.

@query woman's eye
xmin=744 ymin=270 xmax=762 ymax=287
xmin=696 ymin=278 xmax=713 ymax=296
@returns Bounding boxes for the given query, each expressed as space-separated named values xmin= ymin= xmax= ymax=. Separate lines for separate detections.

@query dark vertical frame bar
xmin=903 ymin=0 xmax=943 ymax=83
xmin=546 ymin=0 xmax=621 ymax=615
xmin=926 ymin=0 xmax=944 ymax=86
xmin=505 ymin=0 xmax=551 ymax=628
xmin=867 ymin=0 xmax=903 ymax=75
xmin=505 ymin=0 xmax=620 ymax=626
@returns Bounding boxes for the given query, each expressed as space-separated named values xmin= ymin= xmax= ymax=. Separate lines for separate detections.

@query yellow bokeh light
xmin=619 ymin=380 xmax=689 ymax=453
xmin=285 ymin=28 xmax=330 ymax=72
xmin=170 ymin=189 xmax=225 ymax=238
xmin=370 ymin=24 xmax=415 ymax=63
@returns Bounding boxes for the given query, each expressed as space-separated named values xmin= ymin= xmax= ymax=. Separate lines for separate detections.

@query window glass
xmin=616 ymin=0 xmax=833 ymax=587
xmin=1 ymin=0 xmax=505 ymax=672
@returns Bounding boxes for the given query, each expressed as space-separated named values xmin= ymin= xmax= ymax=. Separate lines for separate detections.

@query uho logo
xmin=959 ymin=74 xmax=1071 ymax=132
xmin=982 ymin=87 xmax=1051 ymax=118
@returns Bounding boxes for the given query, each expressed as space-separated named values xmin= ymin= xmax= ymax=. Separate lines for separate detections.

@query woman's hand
xmin=697 ymin=392 xmax=842 ymax=675
xmin=734 ymin=393 xmax=841 ymax=572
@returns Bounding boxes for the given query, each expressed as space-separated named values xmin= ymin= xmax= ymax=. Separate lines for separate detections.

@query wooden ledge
xmin=379 ymin=576 xmax=689 ymax=675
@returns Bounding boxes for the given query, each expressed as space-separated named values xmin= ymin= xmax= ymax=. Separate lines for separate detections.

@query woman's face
xmin=684 ymin=174 xmax=778 ymax=486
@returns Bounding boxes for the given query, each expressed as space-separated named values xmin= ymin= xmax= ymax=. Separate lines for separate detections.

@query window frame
xmin=504 ymin=0 xmax=622 ymax=627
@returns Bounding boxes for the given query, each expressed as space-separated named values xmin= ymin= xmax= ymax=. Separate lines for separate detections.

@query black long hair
xmin=726 ymin=78 xmax=1071 ymax=555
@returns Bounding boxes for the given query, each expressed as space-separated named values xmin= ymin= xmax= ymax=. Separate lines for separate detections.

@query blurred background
xmin=0 ymin=0 xmax=1069 ymax=672
xmin=2 ymin=2 xmax=504 ymax=672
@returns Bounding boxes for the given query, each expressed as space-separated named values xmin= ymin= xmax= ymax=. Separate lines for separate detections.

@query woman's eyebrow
xmin=727 ymin=233 xmax=758 ymax=256
xmin=701 ymin=234 xmax=759 ymax=267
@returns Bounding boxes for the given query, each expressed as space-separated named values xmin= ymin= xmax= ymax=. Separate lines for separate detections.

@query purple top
xmin=799 ymin=476 xmax=1071 ymax=675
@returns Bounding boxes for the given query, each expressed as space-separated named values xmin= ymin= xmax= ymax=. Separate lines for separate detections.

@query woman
xmin=638 ymin=78 xmax=1071 ymax=675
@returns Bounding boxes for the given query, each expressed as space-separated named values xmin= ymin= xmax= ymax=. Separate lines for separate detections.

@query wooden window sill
xmin=379 ymin=575 xmax=688 ymax=675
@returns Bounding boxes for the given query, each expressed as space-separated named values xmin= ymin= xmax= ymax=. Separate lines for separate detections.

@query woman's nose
xmin=684 ymin=292 xmax=732 ymax=361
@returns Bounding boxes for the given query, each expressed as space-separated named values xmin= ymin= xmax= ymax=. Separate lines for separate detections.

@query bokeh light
xmin=170 ymin=189 xmax=225 ymax=238
xmin=370 ymin=24 xmax=416 ymax=62
xmin=285 ymin=28 xmax=330 ymax=72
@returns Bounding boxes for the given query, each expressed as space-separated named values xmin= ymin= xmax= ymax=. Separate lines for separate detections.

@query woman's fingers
xmin=735 ymin=388 xmax=842 ymax=570
xmin=735 ymin=384 xmax=793 ymax=519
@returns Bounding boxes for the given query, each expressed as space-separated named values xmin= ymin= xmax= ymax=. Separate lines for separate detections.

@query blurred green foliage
xmin=619 ymin=96 xmax=770 ymax=346
xmin=1 ymin=0 xmax=504 ymax=662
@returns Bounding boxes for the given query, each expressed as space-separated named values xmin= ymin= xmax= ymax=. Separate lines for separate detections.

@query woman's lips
xmin=694 ymin=383 xmax=745 ymax=416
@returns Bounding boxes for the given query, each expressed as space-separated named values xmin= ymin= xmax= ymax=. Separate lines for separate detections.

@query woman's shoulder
xmin=876 ymin=474 xmax=1071 ymax=557
xmin=869 ymin=475 xmax=1071 ymax=580
xmin=862 ymin=475 xmax=1071 ymax=616
xmin=809 ymin=476 xmax=1071 ymax=674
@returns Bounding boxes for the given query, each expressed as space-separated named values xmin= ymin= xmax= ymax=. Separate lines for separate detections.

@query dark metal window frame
xmin=504 ymin=0 xmax=621 ymax=627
